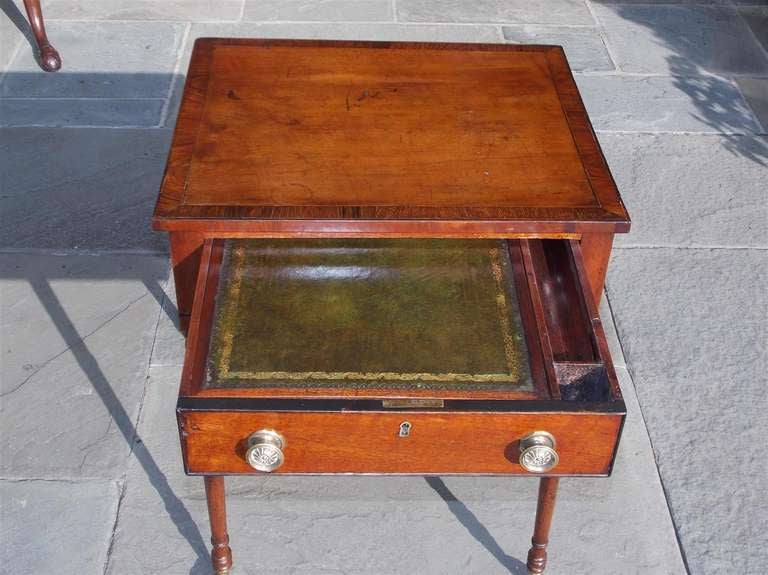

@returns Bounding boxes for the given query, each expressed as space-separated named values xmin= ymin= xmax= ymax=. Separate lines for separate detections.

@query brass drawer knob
xmin=245 ymin=429 xmax=285 ymax=472
xmin=519 ymin=431 xmax=559 ymax=473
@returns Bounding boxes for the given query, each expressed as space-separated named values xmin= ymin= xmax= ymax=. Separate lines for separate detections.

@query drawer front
xmin=179 ymin=411 xmax=623 ymax=476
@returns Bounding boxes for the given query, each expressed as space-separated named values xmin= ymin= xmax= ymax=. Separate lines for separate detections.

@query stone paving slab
xmin=0 ymin=97 xmax=165 ymax=127
xmin=598 ymin=134 xmax=768 ymax=248
xmin=736 ymin=76 xmax=768 ymax=133
xmin=0 ymin=253 xmax=167 ymax=478
xmin=577 ymin=74 xmax=762 ymax=134
xmin=0 ymin=478 xmax=121 ymax=575
xmin=396 ymin=0 xmax=595 ymax=26
xmin=106 ymin=365 xmax=684 ymax=574
xmin=0 ymin=5 xmax=23 ymax=71
xmin=591 ymin=4 xmax=768 ymax=75
xmin=41 ymin=0 xmax=244 ymax=21
xmin=0 ymin=127 xmax=172 ymax=251
xmin=606 ymin=247 xmax=768 ymax=575
xmin=243 ymin=0 xmax=393 ymax=22
xmin=739 ymin=5 xmax=768 ymax=53
xmin=0 ymin=21 xmax=185 ymax=99
xmin=1 ymin=2 xmax=764 ymax=573
xmin=502 ymin=25 xmax=614 ymax=72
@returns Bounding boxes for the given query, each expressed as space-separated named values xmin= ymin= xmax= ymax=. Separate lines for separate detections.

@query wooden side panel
xmin=169 ymin=232 xmax=205 ymax=329
xmin=579 ymin=233 xmax=614 ymax=306
xmin=179 ymin=411 xmax=622 ymax=476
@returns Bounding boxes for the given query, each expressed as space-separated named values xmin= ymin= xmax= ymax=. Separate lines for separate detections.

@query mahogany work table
xmin=153 ymin=38 xmax=631 ymax=575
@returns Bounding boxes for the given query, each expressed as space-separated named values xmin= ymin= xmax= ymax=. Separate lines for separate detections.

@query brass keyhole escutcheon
xmin=519 ymin=431 xmax=559 ymax=473
xmin=245 ymin=429 xmax=285 ymax=472
xmin=398 ymin=421 xmax=412 ymax=437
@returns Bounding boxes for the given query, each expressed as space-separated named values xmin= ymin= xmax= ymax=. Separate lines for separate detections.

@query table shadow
xmin=0 ymin=257 xmax=208 ymax=573
xmin=425 ymin=477 xmax=528 ymax=574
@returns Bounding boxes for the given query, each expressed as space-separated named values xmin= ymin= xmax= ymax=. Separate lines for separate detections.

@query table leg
xmin=579 ymin=233 xmax=614 ymax=307
xmin=169 ymin=232 xmax=205 ymax=334
xmin=22 ymin=0 xmax=61 ymax=72
xmin=205 ymin=476 xmax=233 ymax=575
xmin=526 ymin=477 xmax=559 ymax=575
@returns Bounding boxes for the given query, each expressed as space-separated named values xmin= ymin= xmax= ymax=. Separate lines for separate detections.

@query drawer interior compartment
xmin=181 ymin=237 xmax=621 ymax=403
xmin=517 ymin=239 xmax=621 ymax=402
xmin=178 ymin=237 xmax=625 ymax=476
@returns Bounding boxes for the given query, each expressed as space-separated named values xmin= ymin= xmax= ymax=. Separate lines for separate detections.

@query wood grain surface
xmin=176 ymin=237 xmax=626 ymax=475
xmin=180 ymin=410 xmax=622 ymax=475
xmin=154 ymin=39 xmax=629 ymax=237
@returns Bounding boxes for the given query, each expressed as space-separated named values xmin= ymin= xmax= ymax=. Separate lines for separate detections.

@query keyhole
xmin=399 ymin=421 xmax=411 ymax=437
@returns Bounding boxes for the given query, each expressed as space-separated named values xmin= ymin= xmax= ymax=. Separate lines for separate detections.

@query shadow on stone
xmin=0 ymin=0 xmax=40 ymax=66
xmin=595 ymin=3 xmax=768 ymax=165
xmin=0 ymin=262 xmax=204 ymax=570
xmin=425 ymin=476 xmax=528 ymax=575
xmin=30 ymin=278 xmax=208 ymax=571
xmin=668 ymin=55 xmax=768 ymax=166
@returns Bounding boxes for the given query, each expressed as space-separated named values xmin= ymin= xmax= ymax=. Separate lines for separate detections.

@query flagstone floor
xmin=1 ymin=2 xmax=766 ymax=574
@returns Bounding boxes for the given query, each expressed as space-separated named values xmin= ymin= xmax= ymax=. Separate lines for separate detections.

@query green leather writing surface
xmin=206 ymin=239 xmax=533 ymax=392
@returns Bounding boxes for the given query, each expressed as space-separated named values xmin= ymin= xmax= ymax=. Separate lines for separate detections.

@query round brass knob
xmin=519 ymin=431 xmax=559 ymax=473
xmin=245 ymin=429 xmax=285 ymax=472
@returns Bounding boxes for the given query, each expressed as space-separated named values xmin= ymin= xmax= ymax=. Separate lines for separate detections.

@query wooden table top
xmin=153 ymin=39 xmax=629 ymax=237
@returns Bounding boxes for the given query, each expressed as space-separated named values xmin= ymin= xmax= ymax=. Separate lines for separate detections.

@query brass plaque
xmin=382 ymin=399 xmax=445 ymax=409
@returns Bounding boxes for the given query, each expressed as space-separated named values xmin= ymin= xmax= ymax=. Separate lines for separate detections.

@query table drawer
xmin=179 ymin=410 xmax=623 ymax=476
xmin=178 ymin=236 xmax=627 ymax=477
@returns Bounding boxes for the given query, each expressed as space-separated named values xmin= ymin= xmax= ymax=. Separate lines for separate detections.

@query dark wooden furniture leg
xmin=22 ymin=0 xmax=61 ymax=72
xmin=170 ymin=232 xmax=205 ymax=333
xmin=580 ymin=233 xmax=614 ymax=307
xmin=527 ymin=477 xmax=559 ymax=575
xmin=205 ymin=476 xmax=233 ymax=574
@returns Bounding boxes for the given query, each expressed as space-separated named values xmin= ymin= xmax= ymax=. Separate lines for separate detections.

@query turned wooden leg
xmin=205 ymin=476 xmax=233 ymax=575
xmin=22 ymin=0 xmax=61 ymax=72
xmin=527 ymin=477 xmax=559 ymax=575
xmin=169 ymin=232 xmax=205 ymax=334
xmin=579 ymin=233 xmax=614 ymax=307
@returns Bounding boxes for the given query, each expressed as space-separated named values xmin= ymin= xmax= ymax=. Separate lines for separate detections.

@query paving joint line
xmin=0 ymin=248 xmax=168 ymax=256
xmin=43 ymin=17 xmax=239 ymax=25
xmin=585 ymin=0 xmax=621 ymax=72
xmin=573 ymin=70 xmax=766 ymax=79
xmin=734 ymin=4 xmax=768 ymax=64
xmin=98 ymin=276 xmax=170 ymax=573
xmin=102 ymin=478 xmax=128 ymax=575
xmin=614 ymin=245 xmax=768 ymax=251
xmin=731 ymin=74 xmax=768 ymax=134
xmin=0 ymin=97 xmax=168 ymax=101
xmin=601 ymin=292 xmax=627 ymax=368
xmin=40 ymin=17 xmax=597 ymax=28
xmin=0 ymin=476 xmax=118 ymax=483
xmin=595 ymin=129 xmax=765 ymax=136
xmin=603 ymin=291 xmax=692 ymax=575
xmin=142 ymin=276 xmax=170 ymax=418
xmin=0 ymin=124 xmax=172 ymax=129
xmin=0 ymin=35 xmax=25 ymax=84
xmin=1 ymin=123 xmax=165 ymax=129
xmin=159 ymin=22 xmax=191 ymax=128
